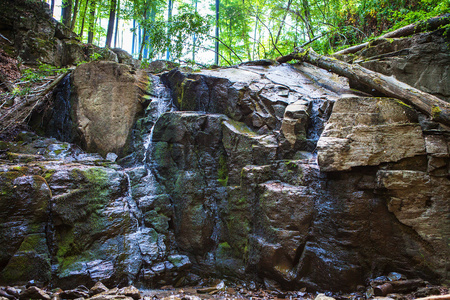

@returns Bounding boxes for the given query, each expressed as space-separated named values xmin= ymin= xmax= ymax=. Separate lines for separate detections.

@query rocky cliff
xmin=0 ymin=14 xmax=449 ymax=292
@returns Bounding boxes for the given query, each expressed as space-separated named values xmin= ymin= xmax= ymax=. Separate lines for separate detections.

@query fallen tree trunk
xmin=334 ymin=13 xmax=450 ymax=56
xmin=416 ymin=295 xmax=450 ymax=300
xmin=277 ymin=47 xmax=450 ymax=127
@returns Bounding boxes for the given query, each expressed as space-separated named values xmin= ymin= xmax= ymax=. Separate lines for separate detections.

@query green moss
xmin=42 ymin=169 xmax=56 ymax=181
xmin=394 ymin=99 xmax=413 ymax=109
xmin=226 ymin=119 xmax=256 ymax=136
xmin=432 ymin=106 xmax=442 ymax=118
xmin=11 ymin=166 xmax=29 ymax=174
xmin=177 ymin=78 xmax=196 ymax=110
xmin=216 ymin=242 xmax=232 ymax=258
xmin=218 ymin=153 xmax=229 ymax=187
xmin=0 ymin=234 xmax=51 ymax=284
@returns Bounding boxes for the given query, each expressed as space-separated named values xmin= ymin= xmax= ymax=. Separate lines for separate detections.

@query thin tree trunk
xmin=138 ymin=28 xmax=148 ymax=60
xmin=50 ymin=0 xmax=55 ymax=15
xmin=274 ymin=0 xmax=292 ymax=46
xmin=132 ymin=19 xmax=136 ymax=55
xmin=192 ymin=0 xmax=198 ymax=61
xmin=277 ymin=47 xmax=450 ymax=126
xmin=215 ymin=0 xmax=220 ymax=65
xmin=61 ymin=0 xmax=73 ymax=27
xmin=70 ymin=0 xmax=80 ymax=30
xmin=252 ymin=6 xmax=258 ymax=60
xmin=79 ymin=0 xmax=90 ymax=37
xmin=114 ymin=0 xmax=120 ymax=48
xmin=166 ymin=0 xmax=174 ymax=60
xmin=87 ymin=0 xmax=96 ymax=44
xmin=105 ymin=0 xmax=117 ymax=47
xmin=334 ymin=13 xmax=450 ymax=56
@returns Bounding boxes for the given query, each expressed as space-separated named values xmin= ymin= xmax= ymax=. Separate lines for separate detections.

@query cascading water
xmin=123 ymin=73 xmax=175 ymax=228
xmin=142 ymin=75 xmax=174 ymax=167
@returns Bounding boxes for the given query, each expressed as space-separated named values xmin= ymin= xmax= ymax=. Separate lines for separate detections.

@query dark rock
xmin=89 ymin=282 xmax=109 ymax=296
xmin=356 ymin=31 xmax=450 ymax=102
xmin=0 ymin=290 xmax=16 ymax=300
xmin=117 ymin=286 xmax=140 ymax=300
xmin=19 ymin=287 xmax=50 ymax=300
xmin=59 ymin=288 xmax=89 ymax=299
xmin=5 ymin=288 xmax=20 ymax=299
xmin=414 ymin=286 xmax=441 ymax=298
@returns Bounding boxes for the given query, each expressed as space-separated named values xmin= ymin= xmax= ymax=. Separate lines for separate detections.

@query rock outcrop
xmin=0 ymin=132 xmax=189 ymax=288
xmin=31 ymin=61 xmax=145 ymax=157
xmin=344 ymin=30 xmax=450 ymax=102
xmin=151 ymin=63 xmax=449 ymax=290
xmin=0 ymin=0 xmax=120 ymax=67
xmin=1 ymin=37 xmax=449 ymax=292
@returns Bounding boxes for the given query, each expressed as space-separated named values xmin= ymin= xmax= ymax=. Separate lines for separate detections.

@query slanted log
xmin=334 ymin=13 xmax=450 ymax=56
xmin=389 ymin=279 xmax=426 ymax=293
xmin=416 ymin=295 xmax=450 ymax=300
xmin=277 ymin=47 xmax=450 ymax=127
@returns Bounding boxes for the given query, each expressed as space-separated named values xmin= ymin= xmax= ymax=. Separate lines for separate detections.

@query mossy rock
xmin=0 ymin=233 xmax=51 ymax=285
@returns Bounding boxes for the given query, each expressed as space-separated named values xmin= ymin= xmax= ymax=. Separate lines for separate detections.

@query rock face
xmin=317 ymin=97 xmax=426 ymax=171
xmin=1 ymin=48 xmax=449 ymax=291
xmin=347 ymin=31 xmax=450 ymax=102
xmin=0 ymin=132 xmax=189 ymax=288
xmin=152 ymin=63 xmax=449 ymax=290
xmin=0 ymin=0 xmax=120 ymax=66
xmin=32 ymin=61 xmax=145 ymax=157
xmin=71 ymin=61 xmax=144 ymax=156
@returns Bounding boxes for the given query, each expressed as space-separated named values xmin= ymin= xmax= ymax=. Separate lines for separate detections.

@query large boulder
xmin=151 ymin=64 xmax=449 ymax=291
xmin=317 ymin=96 xmax=426 ymax=171
xmin=0 ymin=132 xmax=189 ymax=288
xmin=0 ymin=0 xmax=122 ymax=67
xmin=70 ymin=61 xmax=144 ymax=157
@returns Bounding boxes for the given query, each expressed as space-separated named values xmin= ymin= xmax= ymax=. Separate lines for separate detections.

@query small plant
xmin=140 ymin=58 xmax=150 ymax=69
xmin=90 ymin=52 xmax=102 ymax=61
xmin=21 ymin=62 xmax=68 ymax=83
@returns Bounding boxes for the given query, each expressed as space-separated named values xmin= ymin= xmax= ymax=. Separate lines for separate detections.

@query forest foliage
xmin=47 ymin=0 xmax=449 ymax=65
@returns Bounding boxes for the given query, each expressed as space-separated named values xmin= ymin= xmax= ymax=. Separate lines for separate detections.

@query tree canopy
xmin=46 ymin=0 xmax=449 ymax=65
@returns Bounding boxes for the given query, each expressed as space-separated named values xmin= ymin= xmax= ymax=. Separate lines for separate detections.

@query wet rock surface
xmin=0 ymin=279 xmax=448 ymax=300
xmin=1 ymin=56 xmax=449 ymax=292
xmin=344 ymin=30 xmax=450 ymax=102
xmin=0 ymin=0 xmax=131 ymax=67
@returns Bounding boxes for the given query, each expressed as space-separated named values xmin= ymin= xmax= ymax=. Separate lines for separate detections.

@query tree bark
xmin=87 ymin=0 xmax=96 ymax=44
xmin=114 ymin=0 xmax=120 ymax=48
xmin=70 ymin=0 xmax=80 ymax=30
xmin=214 ymin=0 xmax=220 ymax=65
xmin=50 ymin=0 xmax=55 ymax=15
xmin=105 ymin=0 xmax=117 ymax=48
xmin=334 ymin=13 xmax=450 ymax=56
xmin=277 ymin=47 xmax=450 ymax=126
xmin=61 ymin=0 xmax=73 ymax=27
xmin=79 ymin=0 xmax=90 ymax=37
xmin=138 ymin=27 xmax=147 ymax=60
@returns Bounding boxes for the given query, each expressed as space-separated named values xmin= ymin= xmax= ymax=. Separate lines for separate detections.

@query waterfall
xmin=123 ymin=73 xmax=174 ymax=230
xmin=142 ymin=74 xmax=174 ymax=166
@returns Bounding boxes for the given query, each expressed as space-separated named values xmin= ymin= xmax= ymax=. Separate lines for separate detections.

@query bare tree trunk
xmin=138 ymin=28 xmax=147 ymax=60
xmin=79 ymin=0 xmax=90 ymax=37
xmin=105 ymin=0 xmax=117 ymax=48
xmin=214 ymin=0 xmax=220 ymax=64
xmin=114 ymin=0 xmax=120 ymax=48
xmin=334 ymin=13 xmax=450 ymax=56
xmin=61 ymin=0 xmax=73 ymax=27
xmin=277 ymin=47 xmax=450 ymax=126
xmin=50 ymin=0 xmax=55 ymax=15
xmin=87 ymin=0 xmax=96 ymax=44
xmin=70 ymin=0 xmax=80 ymax=30
xmin=272 ymin=0 xmax=292 ymax=54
